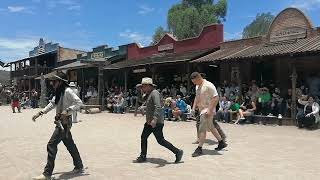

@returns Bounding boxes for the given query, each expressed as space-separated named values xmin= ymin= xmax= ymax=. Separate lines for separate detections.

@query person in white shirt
xmin=190 ymin=72 xmax=227 ymax=157
xmin=31 ymin=72 xmax=84 ymax=180
xmin=69 ymin=82 xmax=80 ymax=123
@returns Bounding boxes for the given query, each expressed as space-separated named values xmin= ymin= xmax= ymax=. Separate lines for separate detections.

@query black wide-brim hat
xmin=48 ymin=71 xmax=68 ymax=82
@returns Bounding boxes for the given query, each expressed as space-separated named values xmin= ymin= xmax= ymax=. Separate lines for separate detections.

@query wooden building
xmin=9 ymin=38 xmax=85 ymax=92
xmin=105 ymin=24 xmax=224 ymax=91
xmin=193 ymin=8 xmax=320 ymax=119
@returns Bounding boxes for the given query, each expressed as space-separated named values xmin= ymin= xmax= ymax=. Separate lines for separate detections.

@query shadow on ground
xmin=52 ymin=170 xmax=90 ymax=180
xmin=132 ymin=157 xmax=184 ymax=168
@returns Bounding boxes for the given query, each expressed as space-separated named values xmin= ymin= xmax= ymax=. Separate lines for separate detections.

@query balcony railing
xmin=11 ymin=67 xmax=52 ymax=78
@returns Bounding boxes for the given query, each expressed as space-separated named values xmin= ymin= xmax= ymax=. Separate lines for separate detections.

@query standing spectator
xmin=172 ymin=95 xmax=187 ymax=121
xmin=284 ymin=89 xmax=293 ymax=117
xmin=216 ymin=96 xmax=231 ymax=123
xmin=297 ymin=95 xmax=320 ymax=129
xmin=11 ymin=89 xmax=21 ymax=113
xmin=271 ymin=87 xmax=286 ymax=118
xmin=31 ymin=89 xmax=38 ymax=108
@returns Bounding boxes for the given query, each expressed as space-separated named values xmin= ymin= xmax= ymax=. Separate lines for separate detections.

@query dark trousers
xmin=297 ymin=113 xmax=316 ymax=128
xmin=140 ymin=123 xmax=179 ymax=156
xmin=43 ymin=126 xmax=83 ymax=176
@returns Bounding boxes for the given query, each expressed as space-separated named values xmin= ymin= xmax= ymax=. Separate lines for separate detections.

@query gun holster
xmin=54 ymin=114 xmax=72 ymax=138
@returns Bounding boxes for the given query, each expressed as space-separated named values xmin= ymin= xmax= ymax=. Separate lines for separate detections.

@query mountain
xmin=0 ymin=70 xmax=10 ymax=85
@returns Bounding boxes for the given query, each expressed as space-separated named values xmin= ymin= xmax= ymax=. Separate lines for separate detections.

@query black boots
xmin=215 ymin=140 xmax=228 ymax=151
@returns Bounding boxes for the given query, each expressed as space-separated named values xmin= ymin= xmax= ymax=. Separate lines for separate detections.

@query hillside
xmin=0 ymin=70 xmax=10 ymax=85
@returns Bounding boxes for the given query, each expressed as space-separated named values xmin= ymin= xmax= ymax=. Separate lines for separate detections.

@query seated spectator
xmin=297 ymin=95 xmax=320 ymax=129
xmin=257 ymin=87 xmax=272 ymax=115
xmin=228 ymin=91 xmax=236 ymax=102
xmin=248 ymin=83 xmax=260 ymax=102
xmin=125 ymin=89 xmax=135 ymax=107
xmin=216 ymin=96 xmax=231 ymax=123
xmin=114 ymin=95 xmax=125 ymax=114
xmin=172 ymin=95 xmax=187 ymax=121
xmin=161 ymin=86 xmax=171 ymax=97
xmin=180 ymin=84 xmax=187 ymax=97
xmin=270 ymin=87 xmax=286 ymax=119
xmin=234 ymin=96 xmax=256 ymax=124
xmin=164 ymin=97 xmax=173 ymax=120
xmin=229 ymin=98 xmax=241 ymax=121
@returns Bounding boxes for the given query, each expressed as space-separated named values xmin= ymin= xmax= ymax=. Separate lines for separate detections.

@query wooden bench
xmin=81 ymin=97 xmax=102 ymax=114
xmin=251 ymin=115 xmax=294 ymax=126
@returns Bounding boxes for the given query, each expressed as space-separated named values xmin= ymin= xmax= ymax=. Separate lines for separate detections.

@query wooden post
xmin=187 ymin=62 xmax=191 ymax=93
xmin=101 ymin=66 xmax=105 ymax=111
xmin=151 ymin=65 xmax=156 ymax=81
xmin=98 ymin=65 xmax=103 ymax=110
xmin=291 ymin=63 xmax=297 ymax=122
xmin=34 ymin=57 xmax=38 ymax=90
xmin=124 ymin=69 xmax=128 ymax=93
xmin=81 ymin=68 xmax=85 ymax=102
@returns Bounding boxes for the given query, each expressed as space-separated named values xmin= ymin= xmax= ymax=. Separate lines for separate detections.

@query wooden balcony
xmin=11 ymin=66 xmax=52 ymax=78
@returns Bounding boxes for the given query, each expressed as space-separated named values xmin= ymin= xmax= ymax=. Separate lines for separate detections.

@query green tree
xmin=150 ymin=26 xmax=168 ymax=45
xmin=242 ymin=12 xmax=275 ymax=38
xmin=150 ymin=0 xmax=227 ymax=41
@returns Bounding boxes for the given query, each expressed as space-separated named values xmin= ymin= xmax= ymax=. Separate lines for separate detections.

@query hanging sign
xmin=133 ymin=68 xmax=146 ymax=73
xmin=91 ymin=52 xmax=104 ymax=59
xmin=270 ymin=27 xmax=307 ymax=42
xmin=158 ymin=43 xmax=173 ymax=52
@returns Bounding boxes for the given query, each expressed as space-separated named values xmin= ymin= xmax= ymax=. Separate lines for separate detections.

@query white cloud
xmin=119 ymin=30 xmax=152 ymax=46
xmin=8 ymin=6 xmax=26 ymax=12
xmin=291 ymin=0 xmax=320 ymax=11
xmin=138 ymin=5 xmax=155 ymax=15
xmin=46 ymin=0 xmax=81 ymax=11
xmin=0 ymin=37 xmax=38 ymax=61
xmin=6 ymin=6 xmax=35 ymax=14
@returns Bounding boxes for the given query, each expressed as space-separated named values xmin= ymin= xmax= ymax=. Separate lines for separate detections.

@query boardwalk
xmin=0 ymin=106 xmax=319 ymax=180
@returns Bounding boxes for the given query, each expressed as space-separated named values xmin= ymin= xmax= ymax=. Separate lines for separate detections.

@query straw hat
xmin=69 ymin=82 xmax=76 ymax=87
xmin=140 ymin=77 xmax=156 ymax=87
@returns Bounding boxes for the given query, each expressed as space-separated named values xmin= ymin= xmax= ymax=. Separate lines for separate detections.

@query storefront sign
xmin=270 ymin=27 xmax=307 ymax=42
xmin=91 ymin=52 xmax=104 ymax=59
xmin=133 ymin=68 xmax=146 ymax=73
xmin=158 ymin=43 xmax=173 ymax=52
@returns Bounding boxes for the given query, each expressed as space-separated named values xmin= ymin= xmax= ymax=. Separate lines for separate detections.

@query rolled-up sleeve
xmin=41 ymin=96 xmax=56 ymax=114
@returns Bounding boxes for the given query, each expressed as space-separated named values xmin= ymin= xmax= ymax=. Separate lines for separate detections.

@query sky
xmin=1 ymin=0 xmax=320 ymax=70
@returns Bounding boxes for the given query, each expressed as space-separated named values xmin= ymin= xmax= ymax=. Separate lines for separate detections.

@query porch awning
xmin=192 ymin=36 xmax=320 ymax=62
xmin=54 ymin=61 xmax=93 ymax=70
xmin=104 ymin=50 xmax=209 ymax=70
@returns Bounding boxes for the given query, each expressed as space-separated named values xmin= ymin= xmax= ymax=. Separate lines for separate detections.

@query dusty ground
xmin=0 ymin=106 xmax=319 ymax=180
